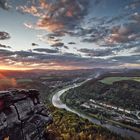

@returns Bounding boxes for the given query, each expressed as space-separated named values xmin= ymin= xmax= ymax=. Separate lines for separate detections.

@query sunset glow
xmin=0 ymin=65 xmax=86 ymax=71
xmin=0 ymin=65 xmax=32 ymax=71
xmin=0 ymin=1 xmax=140 ymax=140
xmin=0 ymin=0 xmax=140 ymax=70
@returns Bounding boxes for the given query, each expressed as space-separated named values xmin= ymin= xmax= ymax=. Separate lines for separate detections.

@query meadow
xmin=100 ymin=77 xmax=140 ymax=84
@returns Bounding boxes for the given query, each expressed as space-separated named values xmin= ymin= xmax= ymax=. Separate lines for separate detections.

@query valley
xmin=58 ymin=71 xmax=140 ymax=140
xmin=0 ymin=69 xmax=140 ymax=140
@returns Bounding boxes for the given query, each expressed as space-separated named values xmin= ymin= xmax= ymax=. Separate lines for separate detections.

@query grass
xmin=100 ymin=77 xmax=140 ymax=84
xmin=16 ymin=79 xmax=33 ymax=83
xmin=40 ymin=77 xmax=55 ymax=80
xmin=0 ymin=79 xmax=14 ymax=84
xmin=40 ymin=76 xmax=64 ymax=80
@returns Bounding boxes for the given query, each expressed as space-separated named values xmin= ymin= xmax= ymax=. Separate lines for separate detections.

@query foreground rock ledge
xmin=0 ymin=89 xmax=53 ymax=140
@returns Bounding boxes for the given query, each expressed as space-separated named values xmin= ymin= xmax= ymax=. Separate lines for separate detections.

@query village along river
xmin=52 ymin=76 xmax=140 ymax=140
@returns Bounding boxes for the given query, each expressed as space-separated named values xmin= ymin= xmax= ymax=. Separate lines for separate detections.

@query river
xmin=52 ymin=78 xmax=140 ymax=140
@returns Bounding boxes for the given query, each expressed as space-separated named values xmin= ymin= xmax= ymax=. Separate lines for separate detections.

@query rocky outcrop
xmin=0 ymin=89 xmax=53 ymax=140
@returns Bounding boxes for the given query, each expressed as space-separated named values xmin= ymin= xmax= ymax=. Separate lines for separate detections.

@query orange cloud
xmin=120 ymin=63 xmax=140 ymax=68
xmin=0 ymin=62 xmax=85 ymax=71
xmin=37 ymin=19 xmax=64 ymax=32
xmin=66 ymin=10 xmax=74 ymax=17
xmin=19 ymin=0 xmax=89 ymax=32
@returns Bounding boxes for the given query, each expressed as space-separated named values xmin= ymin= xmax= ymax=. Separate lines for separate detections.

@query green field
xmin=40 ymin=77 xmax=56 ymax=80
xmin=16 ymin=79 xmax=33 ymax=83
xmin=100 ymin=77 xmax=140 ymax=84
xmin=40 ymin=76 xmax=65 ymax=80
xmin=0 ymin=79 xmax=15 ymax=84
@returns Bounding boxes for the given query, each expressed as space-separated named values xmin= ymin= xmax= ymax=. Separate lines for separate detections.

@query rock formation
xmin=0 ymin=89 xmax=53 ymax=140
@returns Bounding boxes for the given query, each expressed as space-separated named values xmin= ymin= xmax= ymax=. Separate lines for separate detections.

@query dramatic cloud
xmin=38 ymin=34 xmax=62 ymax=46
xmin=78 ymin=48 xmax=114 ymax=57
xmin=130 ymin=12 xmax=140 ymax=23
xmin=19 ymin=0 xmax=89 ymax=32
xmin=72 ymin=26 xmax=109 ymax=43
xmin=63 ymin=45 xmax=69 ymax=49
xmin=0 ymin=49 xmax=14 ymax=57
xmin=47 ymin=32 xmax=65 ymax=37
xmin=0 ymin=43 xmax=11 ymax=49
xmin=32 ymin=43 xmax=39 ymax=46
xmin=33 ymin=48 xmax=59 ymax=53
xmin=51 ymin=42 xmax=64 ymax=47
xmin=0 ymin=31 xmax=10 ymax=40
xmin=110 ymin=55 xmax=140 ymax=64
xmin=106 ymin=22 xmax=140 ymax=44
xmin=0 ymin=48 xmax=119 ymax=70
xmin=68 ymin=42 xmax=76 ymax=45
xmin=106 ymin=14 xmax=128 ymax=25
xmin=134 ymin=48 xmax=140 ymax=53
xmin=125 ymin=0 xmax=140 ymax=10
xmin=0 ymin=0 xmax=9 ymax=10
xmin=0 ymin=0 xmax=140 ymax=70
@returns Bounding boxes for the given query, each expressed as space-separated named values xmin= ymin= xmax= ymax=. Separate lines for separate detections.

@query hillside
xmin=45 ymin=105 xmax=131 ymax=140
xmin=61 ymin=75 xmax=140 ymax=136
xmin=63 ymin=79 xmax=140 ymax=111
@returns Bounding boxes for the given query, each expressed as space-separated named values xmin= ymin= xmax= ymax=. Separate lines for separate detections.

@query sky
xmin=0 ymin=0 xmax=140 ymax=70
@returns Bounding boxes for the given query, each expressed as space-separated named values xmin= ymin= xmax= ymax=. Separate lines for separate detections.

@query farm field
xmin=100 ymin=77 xmax=140 ymax=84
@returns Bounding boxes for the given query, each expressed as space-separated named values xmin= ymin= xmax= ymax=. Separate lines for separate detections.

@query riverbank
xmin=60 ymin=90 xmax=140 ymax=133
xmin=51 ymin=79 xmax=140 ymax=140
xmin=46 ymin=105 xmax=130 ymax=140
